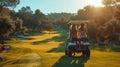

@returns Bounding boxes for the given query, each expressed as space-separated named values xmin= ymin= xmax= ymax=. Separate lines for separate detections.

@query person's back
xmin=70 ymin=24 xmax=77 ymax=41
xmin=78 ymin=24 xmax=87 ymax=39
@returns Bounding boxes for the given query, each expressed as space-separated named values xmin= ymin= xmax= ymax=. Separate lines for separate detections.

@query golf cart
xmin=65 ymin=20 xmax=90 ymax=57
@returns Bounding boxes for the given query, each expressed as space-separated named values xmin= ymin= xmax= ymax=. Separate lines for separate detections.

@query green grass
xmin=0 ymin=30 xmax=120 ymax=67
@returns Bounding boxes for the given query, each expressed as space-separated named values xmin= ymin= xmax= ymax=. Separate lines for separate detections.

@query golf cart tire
xmin=65 ymin=50 xmax=68 ymax=56
xmin=85 ymin=48 xmax=90 ymax=58
xmin=68 ymin=46 xmax=72 ymax=57
xmin=0 ymin=57 xmax=2 ymax=62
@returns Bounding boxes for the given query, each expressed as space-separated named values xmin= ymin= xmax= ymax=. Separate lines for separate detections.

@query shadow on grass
xmin=26 ymin=31 xmax=45 ymax=36
xmin=47 ymin=42 xmax=66 ymax=52
xmin=52 ymin=56 xmax=89 ymax=67
xmin=111 ymin=46 xmax=120 ymax=52
xmin=32 ymin=31 xmax=67 ymax=52
xmin=8 ymin=31 xmax=44 ymax=42
xmin=90 ymin=45 xmax=120 ymax=52
xmin=17 ymin=37 xmax=34 ymax=40
xmin=33 ymin=39 xmax=51 ymax=45
xmin=32 ymin=35 xmax=66 ymax=45
xmin=10 ymin=47 xmax=33 ymax=54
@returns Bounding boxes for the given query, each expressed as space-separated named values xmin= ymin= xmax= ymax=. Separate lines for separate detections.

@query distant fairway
xmin=0 ymin=31 xmax=120 ymax=67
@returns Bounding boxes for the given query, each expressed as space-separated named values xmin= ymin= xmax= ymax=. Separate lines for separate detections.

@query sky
xmin=14 ymin=0 xmax=103 ymax=15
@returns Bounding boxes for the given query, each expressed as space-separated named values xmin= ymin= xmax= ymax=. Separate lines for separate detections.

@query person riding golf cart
xmin=65 ymin=20 xmax=90 ymax=57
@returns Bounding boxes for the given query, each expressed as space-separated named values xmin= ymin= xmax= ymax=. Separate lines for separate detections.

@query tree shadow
xmin=47 ymin=32 xmax=67 ymax=52
xmin=32 ymin=39 xmax=51 ymax=45
xmin=90 ymin=45 xmax=120 ymax=52
xmin=47 ymin=42 xmax=65 ymax=52
xmin=31 ymin=29 xmax=69 ymax=52
xmin=50 ymin=34 xmax=66 ymax=42
xmin=26 ymin=31 xmax=45 ymax=36
xmin=52 ymin=56 xmax=89 ymax=67
xmin=33 ymin=32 xmax=66 ymax=45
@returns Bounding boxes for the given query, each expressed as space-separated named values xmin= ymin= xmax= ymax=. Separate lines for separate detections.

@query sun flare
xmin=87 ymin=0 xmax=103 ymax=7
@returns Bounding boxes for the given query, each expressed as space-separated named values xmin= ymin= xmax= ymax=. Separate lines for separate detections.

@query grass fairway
xmin=0 ymin=31 xmax=120 ymax=67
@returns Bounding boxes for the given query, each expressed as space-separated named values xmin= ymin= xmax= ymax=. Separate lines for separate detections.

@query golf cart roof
xmin=68 ymin=20 xmax=89 ymax=24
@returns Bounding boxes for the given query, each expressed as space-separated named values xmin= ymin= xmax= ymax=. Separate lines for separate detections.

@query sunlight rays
xmin=84 ymin=0 xmax=103 ymax=7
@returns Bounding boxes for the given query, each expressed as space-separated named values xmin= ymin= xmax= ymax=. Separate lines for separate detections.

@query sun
xmin=88 ymin=0 xmax=103 ymax=7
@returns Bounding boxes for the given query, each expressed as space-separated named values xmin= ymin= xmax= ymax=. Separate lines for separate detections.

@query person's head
xmin=71 ymin=24 xmax=77 ymax=31
xmin=72 ymin=24 xmax=75 ymax=27
xmin=80 ymin=23 xmax=84 ymax=27
xmin=71 ymin=24 xmax=76 ymax=29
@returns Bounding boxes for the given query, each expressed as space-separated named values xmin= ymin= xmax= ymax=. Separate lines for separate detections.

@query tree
xmin=0 ymin=18 xmax=14 ymax=36
xmin=0 ymin=0 xmax=20 ymax=42
xmin=17 ymin=6 xmax=33 ymax=28
xmin=32 ymin=9 xmax=52 ymax=31
xmin=14 ymin=17 xmax=23 ymax=32
xmin=0 ymin=7 xmax=10 ymax=16
xmin=115 ymin=10 xmax=120 ymax=20
xmin=34 ymin=9 xmax=46 ymax=19
xmin=102 ymin=0 xmax=120 ymax=21
xmin=102 ymin=0 xmax=120 ymax=8
xmin=72 ymin=5 xmax=95 ymax=20
xmin=16 ymin=8 xmax=53 ymax=32
xmin=19 ymin=6 xmax=33 ymax=13
xmin=102 ymin=0 xmax=113 ymax=6
xmin=0 ymin=0 xmax=20 ymax=13
xmin=0 ymin=0 xmax=20 ymax=8
xmin=47 ymin=13 xmax=72 ymax=22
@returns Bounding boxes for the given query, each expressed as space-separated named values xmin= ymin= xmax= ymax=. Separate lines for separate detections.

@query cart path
xmin=0 ymin=31 xmax=120 ymax=67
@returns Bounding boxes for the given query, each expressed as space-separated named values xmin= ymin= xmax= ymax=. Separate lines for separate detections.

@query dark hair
xmin=80 ymin=23 xmax=84 ymax=27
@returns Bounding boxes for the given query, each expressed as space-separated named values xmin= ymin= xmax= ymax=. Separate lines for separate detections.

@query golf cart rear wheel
xmin=68 ymin=50 xmax=72 ymax=57
xmin=0 ymin=57 xmax=2 ymax=62
xmin=65 ymin=50 xmax=68 ymax=56
xmin=68 ymin=47 xmax=72 ymax=57
xmin=85 ymin=49 xmax=90 ymax=57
